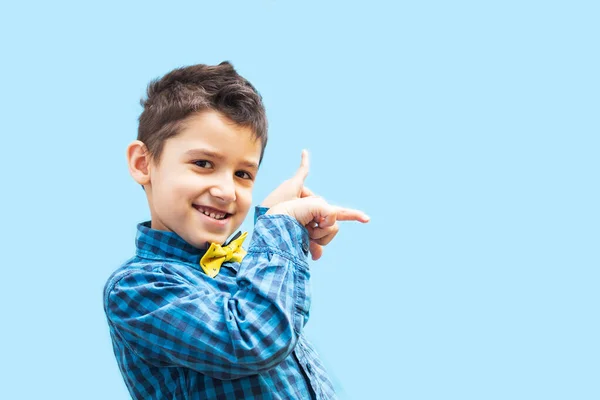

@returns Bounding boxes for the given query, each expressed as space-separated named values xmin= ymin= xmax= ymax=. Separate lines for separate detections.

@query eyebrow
xmin=185 ymin=149 xmax=259 ymax=170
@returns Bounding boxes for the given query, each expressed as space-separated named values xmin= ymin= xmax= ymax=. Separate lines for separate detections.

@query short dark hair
xmin=138 ymin=61 xmax=268 ymax=164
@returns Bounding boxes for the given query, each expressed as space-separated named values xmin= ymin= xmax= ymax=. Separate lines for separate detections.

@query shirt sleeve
xmin=105 ymin=214 xmax=311 ymax=380
xmin=254 ymin=205 xmax=269 ymax=225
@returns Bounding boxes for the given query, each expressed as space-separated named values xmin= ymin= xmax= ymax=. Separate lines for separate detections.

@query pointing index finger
xmin=334 ymin=207 xmax=370 ymax=223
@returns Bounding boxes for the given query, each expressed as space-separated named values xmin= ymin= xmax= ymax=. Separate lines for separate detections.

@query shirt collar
xmin=135 ymin=221 xmax=240 ymax=272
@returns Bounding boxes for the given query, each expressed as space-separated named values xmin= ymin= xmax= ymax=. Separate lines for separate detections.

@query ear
xmin=127 ymin=140 xmax=152 ymax=185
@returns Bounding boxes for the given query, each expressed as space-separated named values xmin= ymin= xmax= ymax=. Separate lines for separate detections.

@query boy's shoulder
xmin=102 ymin=256 xmax=196 ymax=305
xmin=103 ymin=257 xmax=153 ymax=302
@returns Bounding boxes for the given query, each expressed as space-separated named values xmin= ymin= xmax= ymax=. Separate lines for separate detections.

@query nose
xmin=209 ymin=174 xmax=236 ymax=203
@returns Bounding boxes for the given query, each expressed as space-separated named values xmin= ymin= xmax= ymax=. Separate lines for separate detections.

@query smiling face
xmin=144 ymin=110 xmax=262 ymax=248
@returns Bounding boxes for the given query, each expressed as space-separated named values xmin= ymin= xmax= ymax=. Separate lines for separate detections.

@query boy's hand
xmin=266 ymin=197 xmax=370 ymax=260
xmin=259 ymin=149 xmax=321 ymax=259
xmin=261 ymin=150 xmax=313 ymax=208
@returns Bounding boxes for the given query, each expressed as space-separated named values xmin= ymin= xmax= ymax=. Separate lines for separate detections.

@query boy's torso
xmin=103 ymin=225 xmax=336 ymax=400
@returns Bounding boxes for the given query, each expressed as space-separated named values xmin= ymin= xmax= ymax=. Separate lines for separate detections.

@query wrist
xmin=251 ymin=214 xmax=311 ymax=260
xmin=260 ymin=194 xmax=283 ymax=209
xmin=265 ymin=204 xmax=290 ymax=217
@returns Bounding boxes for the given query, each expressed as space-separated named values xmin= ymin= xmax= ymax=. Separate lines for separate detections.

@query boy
xmin=103 ymin=62 xmax=369 ymax=399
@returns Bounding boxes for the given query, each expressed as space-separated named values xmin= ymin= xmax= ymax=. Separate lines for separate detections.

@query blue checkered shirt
xmin=103 ymin=209 xmax=337 ymax=399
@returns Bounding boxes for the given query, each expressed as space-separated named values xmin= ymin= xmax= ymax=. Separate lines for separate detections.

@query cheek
xmin=237 ymin=186 xmax=253 ymax=209
xmin=154 ymin=170 xmax=193 ymax=203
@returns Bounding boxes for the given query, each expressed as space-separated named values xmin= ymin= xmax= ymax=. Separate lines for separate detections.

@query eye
xmin=235 ymin=170 xmax=253 ymax=180
xmin=194 ymin=160 xmax=213 ymax=169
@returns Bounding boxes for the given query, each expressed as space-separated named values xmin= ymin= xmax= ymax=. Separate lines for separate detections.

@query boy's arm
xmin=104 ymin=214 xmax=310 ymax=380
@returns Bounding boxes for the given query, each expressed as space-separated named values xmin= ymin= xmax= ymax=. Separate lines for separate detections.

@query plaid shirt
xmin=103 ymin=209 xmax=336 ymax=399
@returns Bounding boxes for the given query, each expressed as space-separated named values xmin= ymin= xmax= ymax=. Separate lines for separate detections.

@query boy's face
xmin=145 ymin=111 xmax=262 ymax=248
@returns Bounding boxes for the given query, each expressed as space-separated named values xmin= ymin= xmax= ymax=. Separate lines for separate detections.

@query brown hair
xmin=138 ymin=61 xmax=268 ymax=164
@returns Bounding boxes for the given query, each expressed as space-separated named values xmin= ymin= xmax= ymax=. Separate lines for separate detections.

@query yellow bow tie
xmin=200 ymin=232 xmax=248 ymax=278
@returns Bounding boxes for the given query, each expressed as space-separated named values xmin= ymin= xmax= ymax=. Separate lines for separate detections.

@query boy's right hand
xmin=261 ymin=150 xmax=369 ymax=260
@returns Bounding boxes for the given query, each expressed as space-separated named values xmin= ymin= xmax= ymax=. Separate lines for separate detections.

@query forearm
xmin=236 ymin=214 xmax=312 ymax=340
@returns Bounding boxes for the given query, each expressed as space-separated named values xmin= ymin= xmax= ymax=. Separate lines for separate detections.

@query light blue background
xmin=1 ymin=1 xmax=598 ymax=399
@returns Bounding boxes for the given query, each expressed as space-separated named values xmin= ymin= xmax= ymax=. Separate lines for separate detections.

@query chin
xmin=197 ymin=233 xmax=230 ymax=248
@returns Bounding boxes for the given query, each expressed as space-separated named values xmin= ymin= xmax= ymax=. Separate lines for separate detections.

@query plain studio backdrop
xmin=1 ymin=1 xmax=598 ymax=399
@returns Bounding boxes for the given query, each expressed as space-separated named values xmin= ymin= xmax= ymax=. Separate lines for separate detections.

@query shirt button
xmin=301 ymin=241 xmax=309 ymax=255
xmin=306 ymin=363 xmax=313 ymax=374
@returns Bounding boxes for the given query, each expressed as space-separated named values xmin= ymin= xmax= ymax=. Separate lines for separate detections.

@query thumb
xmin=293 ymin=149 xmax=310 ymax=184
xmin=300 ymin=186 xmax=315 ymax=198
xmin=309 ymin=241 xmax=323 ymax=260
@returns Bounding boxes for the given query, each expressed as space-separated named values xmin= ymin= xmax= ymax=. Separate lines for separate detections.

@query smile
xmin=193 ymin=205 xmax=231 ymax=220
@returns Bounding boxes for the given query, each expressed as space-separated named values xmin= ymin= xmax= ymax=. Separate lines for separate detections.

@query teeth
xmin=198 ymin=208 xmax=226 ymax=220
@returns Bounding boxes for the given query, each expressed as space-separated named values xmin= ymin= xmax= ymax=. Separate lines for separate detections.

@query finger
xmin=319 ymin=212 xmax=337 ymax=229
xmin=333 ymin=207 xmax=370 ymax=223
xmin=300 ymin=186 xmax=315 ymax=198
xmin=309 ymin=241 xmax=323 ymax=261
xmin=311 ymin=228 xmax=339 ymax=247
xmin=309 ymin=225 xmax=339 ymax=246
xmin=306 ymin=223 xmax=338 ymax=241
xmin=293 ymin=149 xmax=310 ymax=183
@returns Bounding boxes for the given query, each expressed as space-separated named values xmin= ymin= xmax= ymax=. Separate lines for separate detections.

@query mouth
xmin=193 ymin=205 xmax=232 ymax=221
